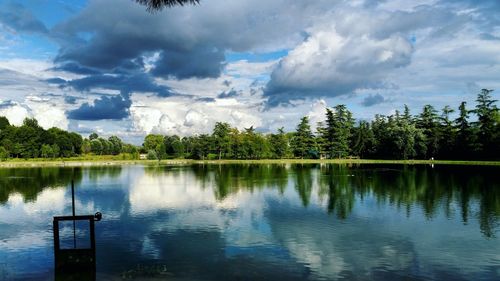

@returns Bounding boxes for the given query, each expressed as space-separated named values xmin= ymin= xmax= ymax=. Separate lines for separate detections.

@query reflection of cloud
xmin=129 ymin=169 xmax=282 ymax=248
xmin=0 ymin=188 xmax=66 ymax=252
xmin=0 ymin=188 xmax=66 ymax=224
xmin=129 ymin=171 xmax=216 ymax=213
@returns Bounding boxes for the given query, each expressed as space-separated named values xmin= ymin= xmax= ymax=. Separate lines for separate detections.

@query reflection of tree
xmin=188 ymin=164 xmax=289 ymax=201
xmin=87 ymin=166 xmax=122 ymax=180
xmin=318 ymin=165 xmax=355 ymax=219
xmin=0 ymin=167 xmax=82 ymax=203
xmin=291 ymin=164 xmax=314 ymax=207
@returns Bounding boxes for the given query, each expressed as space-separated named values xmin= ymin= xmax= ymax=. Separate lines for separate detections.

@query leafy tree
xmin=108 ymin=136 xmax=123 ymax=155
xmin=438 ymin=105 xmax=456 ymax=159
xmin=0 ymin=116 xmax=9 ymax=130
xmin=269 ymin=127 xmax=289 ymax=158
xmin=90 ymin=139 xmax=103 ymax=155
xmin=351 ymin=120 xmax=376 ymax=158
xmin=327 ymin=105 xmax=354 ymax=158
xmin=40 ymin=144 xmax=53 ymax=158
xmin=417 ymin=105 xmax=440 ymax=158
xmin=473 ymin=89 xmax=498 ymax=159
xmin=291 ymin=116 xmax=315 ymax=159
xmin=89 ymin=133 xmax=99 ymax=140
xmin=212 ymin=122 xmax=231 ymax=159
xmin=0 ymin=146 xmax=8 ymax=160
xmin=52 ymin=144 xmax=60 ymax=158
xmin=136 ymin=0 xmax=199 ymax=12
xmin=144 ymin=134 xmax=166 ymax=159
xmin=454 ymin=101 xmax=476 ymax=159
xmin=165 ymin=135 xmax=184 ymax=158
xmin=191 ymin=134 xmax=211 ymax=160
xmin=81 ymin=139 xmax=92 ymax=154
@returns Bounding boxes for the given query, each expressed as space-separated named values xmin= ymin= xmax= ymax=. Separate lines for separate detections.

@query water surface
xmin=0 ymin=164 xmax=499 ymax=280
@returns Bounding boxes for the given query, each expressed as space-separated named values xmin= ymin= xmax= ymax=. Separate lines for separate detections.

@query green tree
xmin=144 ymin=134 xmax=166 ymax=159
xmin=269 ymin=127 xmax=289 ymax=159
xmin=325 ymin=105 xmax=354 ymax=158
xmin=417 ymin=105 xmax=440 ymax=158
xmin=108 ymin=136 xmax=123 ymax=155
xmin=90 ymin=139 xmax=103 ymax=155
xmin=212 ymin=122 xmax=231 ymax=159
xmin=0 ymin=146 xmax=9 ymax=160
xmin=473 ymin=89 xmax=498 ymax=159
xmin=291 ymin=116 xmax=315 ymax=159
xmin=438 ymin=105 xmax=456 ymax=159
xmin=40 ymin=144 xmax=53 ymax=158
xmin=454 ymin=101 xmax=476 ymax=159
xmin=351 ymin=120 xmax=376 ymax=158
xmin=0 ymin=116 xmax=9 ymax=130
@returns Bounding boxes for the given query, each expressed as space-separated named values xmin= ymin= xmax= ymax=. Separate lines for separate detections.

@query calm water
xmin=0 ymin=164 xmax=499 ymax=281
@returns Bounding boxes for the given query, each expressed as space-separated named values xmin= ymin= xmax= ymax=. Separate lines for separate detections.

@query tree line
xmin=143 ymin=89 xmax=498 ymax=160
xmin=0 ymin=118 xmax=139 ymax=160
xmin=0 ymin=89 xmax=497 ymax=161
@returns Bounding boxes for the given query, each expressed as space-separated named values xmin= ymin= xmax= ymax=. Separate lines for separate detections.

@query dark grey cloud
xmin=362 ymin=94 xmax=386 ymax=107
xmin=67 ymin=93 xmax=132 ymax=120
xmin=0 ymin=100 xmax=17 ymax=109
xmin=217 ymin=89 xmax=239 ymax=99
xmin=152 ymin=48 xmax=225 ymax=79
xmin=0 ymin=2 xmax=48 ymax=34
xmin=51 ymin=62 xmax=101 ymax=75
xmin=68 ymin=73 xmax=172 ymax=97
xmin=64 ymin=95 xmax=79 ymax=104
xmin=45 ymin=78 xmax=68 ymax=85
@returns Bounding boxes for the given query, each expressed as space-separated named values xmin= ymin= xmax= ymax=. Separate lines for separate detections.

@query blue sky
xmin=0 ymin=0 xmax=499 ymax=143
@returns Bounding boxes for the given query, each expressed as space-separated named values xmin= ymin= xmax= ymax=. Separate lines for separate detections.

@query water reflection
xmin=0 ymin=164 xmax=499 ymax=280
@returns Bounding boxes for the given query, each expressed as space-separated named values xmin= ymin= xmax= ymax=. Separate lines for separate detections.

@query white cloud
xmin=0 ymin=101 xmax=30 ymax=126
xmin=130 ymin=94 xmax=262 ymax=136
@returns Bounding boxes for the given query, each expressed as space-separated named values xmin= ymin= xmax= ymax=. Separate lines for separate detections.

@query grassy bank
xmin=0 ymin=157 xmax=499 ymax=168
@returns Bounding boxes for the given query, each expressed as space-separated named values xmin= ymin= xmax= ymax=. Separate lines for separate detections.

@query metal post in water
xmin=72 ymin=180 xmax=76 ymax=249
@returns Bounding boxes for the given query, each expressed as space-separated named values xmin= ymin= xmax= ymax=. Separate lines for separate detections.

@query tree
xmin=90 ymin=139 xmax=103 ymax=155
xmin=89 ymin=133 xmax=99 ymax=140
xmin=0 ymin=146 xmax=8 ymax=160
xmin=473 ymin=89 xmax=498 ymax=159
xmin=269 ymin=127 xmax=289 ymax=159
xmin=191 ymin=134 xmax=211 ymax=160
xmin=439 ymin=105 xmax=456 ymax=159
xmin=144 ymin=134 xmax=166 ymax=159
xmin=454 ymin=101 xmax=476 ymax=159
xmin=325 ymin=105 xmax=354 ymax=158
xmin=136 ymin=0 xmax=199 ymax=12
xmin=291 ymin=116 xmax=315 ymax=159
xmin=40 ymin=144 xmax=53 ymax=158
xmin=417 ymin=105 xmax=440 ymax=158
xmin=165 ymin=135 xmax=184 ymax=158
xmin=0 ymin=116 xmax=9 ymax=130
xmin=351 ymin=120 xmax=376 ymax=158
xmin=212 ymin=122 xmax=231 ymax=160
xmin=108 ymin=136 xmax=123 ymax=155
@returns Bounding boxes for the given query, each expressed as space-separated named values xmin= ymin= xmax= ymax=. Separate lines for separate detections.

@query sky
xmin=0 ymin=0 xmax=499 ymax=144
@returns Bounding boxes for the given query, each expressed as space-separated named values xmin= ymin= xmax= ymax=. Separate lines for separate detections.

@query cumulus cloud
xmin=130 ymin=95 xmax=261 ymax=136
xmin=0 ymin=2 xmax=48 ymax=34
xmin=264 ymin=19 xmax=413 ymax=106
xmin=0 ymin=100 xmax=30 ymax=126
xmin=68 ymin=93 xmax=132 ymax=120
xmin=362 ymin=94 xmax=386 ymax=107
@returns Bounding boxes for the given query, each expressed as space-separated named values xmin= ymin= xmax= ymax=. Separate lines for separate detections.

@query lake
xmin=0 ymin=164 xmax=499 ymax=280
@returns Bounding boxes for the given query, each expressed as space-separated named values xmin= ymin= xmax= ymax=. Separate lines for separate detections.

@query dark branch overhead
xmin=135 ymin=0 xmax=200 ymax=12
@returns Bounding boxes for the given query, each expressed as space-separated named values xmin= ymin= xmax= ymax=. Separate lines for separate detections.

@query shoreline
xmin=0 ymin=158 xmax=499 ymax=168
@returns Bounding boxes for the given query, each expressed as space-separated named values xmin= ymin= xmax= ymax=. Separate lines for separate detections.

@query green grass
xmin=0 ymin=157 xmax=499 ymax=168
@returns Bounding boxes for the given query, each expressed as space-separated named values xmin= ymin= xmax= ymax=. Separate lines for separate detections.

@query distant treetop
xmin=135 ymin=0 xmax=199 ymax=12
